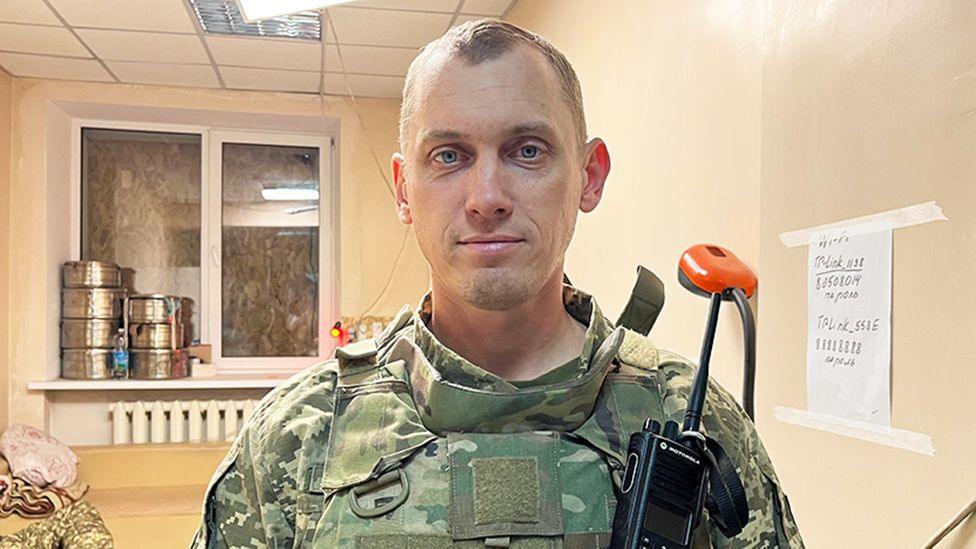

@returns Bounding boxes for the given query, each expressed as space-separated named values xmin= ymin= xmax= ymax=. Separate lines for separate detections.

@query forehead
xmin=407 ymin=46 xmax=575 ymax=148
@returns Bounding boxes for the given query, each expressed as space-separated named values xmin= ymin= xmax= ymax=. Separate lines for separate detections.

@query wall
xmin=7 ymin=3 xmax=975 ymax=543
xmin=759 ymin=1 xmax=976 ymax=547
xmin=0 ymin=70 xmax=11 ymax=431
xmin=507 ymin=0 xmax=763 ymax=420
xmin=6 ymin=79 xmax=428 ymax=430
xmin=512 ymin=0 xmax=976 ymax=547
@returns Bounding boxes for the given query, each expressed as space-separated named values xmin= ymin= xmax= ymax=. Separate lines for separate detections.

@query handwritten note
xmin=807 ymin=229 xmax=892 ymax=425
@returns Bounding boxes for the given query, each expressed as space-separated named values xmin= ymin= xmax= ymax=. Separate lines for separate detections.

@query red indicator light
xmin=329 ymin=321 xmax=348 ymax=345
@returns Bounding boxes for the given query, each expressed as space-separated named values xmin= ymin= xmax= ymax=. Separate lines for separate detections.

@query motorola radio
xmin=610 ymin=244 xmax=757 ymax=549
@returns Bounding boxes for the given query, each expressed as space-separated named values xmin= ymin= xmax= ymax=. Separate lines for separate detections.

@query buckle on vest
xmin=348 ymin=469 xmax=410 ymax=519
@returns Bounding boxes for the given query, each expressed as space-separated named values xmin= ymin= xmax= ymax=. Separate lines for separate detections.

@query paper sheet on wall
xmin=807 ymin=229 xmax=892 ymax=426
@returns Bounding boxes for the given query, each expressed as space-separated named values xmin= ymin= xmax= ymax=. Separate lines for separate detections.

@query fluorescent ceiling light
xmin=191 ymin=0 xmax=321 ymax=40
xmin=237 ymin=0 xmax=355 ymax=22
xmin=261 ymin=187 xmax=320 ymax=201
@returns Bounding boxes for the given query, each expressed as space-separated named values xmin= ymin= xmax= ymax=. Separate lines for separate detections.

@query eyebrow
xmin=419 ymin=129 xmax=468 ymax=142
xmin=507 ymin=122 xmax=557 ymax=138
xmin=418 ymin=122 xmax=558 ymax=145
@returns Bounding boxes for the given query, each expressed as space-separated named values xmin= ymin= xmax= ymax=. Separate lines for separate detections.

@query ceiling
xmin=0 ymin=0 xmax=519 ymax=99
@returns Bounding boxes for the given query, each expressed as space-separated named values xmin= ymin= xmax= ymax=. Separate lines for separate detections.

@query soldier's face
xmin=393 ymin=46 xmax=608 ymax=310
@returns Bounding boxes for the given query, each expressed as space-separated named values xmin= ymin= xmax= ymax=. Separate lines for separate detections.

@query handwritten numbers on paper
xmin=807 ymin=229 xmax=892 ymax=425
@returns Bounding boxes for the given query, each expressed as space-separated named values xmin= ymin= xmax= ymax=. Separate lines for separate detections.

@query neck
xmin=428 ymin=270 xmax=587 ymax=381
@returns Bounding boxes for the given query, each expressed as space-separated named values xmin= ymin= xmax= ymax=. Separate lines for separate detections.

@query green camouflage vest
xmin=192 ymin=289 xmax=804 ymax=548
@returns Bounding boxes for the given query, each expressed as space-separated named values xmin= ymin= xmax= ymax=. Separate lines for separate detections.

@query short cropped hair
xmin=399 ymin=19 xmax=587 ymax=151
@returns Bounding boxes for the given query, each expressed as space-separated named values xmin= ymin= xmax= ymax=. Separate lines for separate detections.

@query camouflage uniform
xmin=191 ymin=287 xmax=803 ymax=548
xmin=0 ymin=501 xmax=113 ymax=548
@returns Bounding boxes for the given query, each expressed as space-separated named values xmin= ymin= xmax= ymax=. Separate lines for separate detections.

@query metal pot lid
xmin=63 ymin=260 xmax=120 ymax=268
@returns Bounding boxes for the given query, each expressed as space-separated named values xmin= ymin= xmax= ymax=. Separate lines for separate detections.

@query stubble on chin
xmin=458 ymin=268 xmax=537 ymax=311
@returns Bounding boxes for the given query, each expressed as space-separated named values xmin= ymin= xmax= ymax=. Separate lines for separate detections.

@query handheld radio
xmin=610 ymin=244 xmax=757 ymax=549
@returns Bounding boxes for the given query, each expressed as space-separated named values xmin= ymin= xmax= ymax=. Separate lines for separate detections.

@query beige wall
xmin=512 ymin=0 xmax=976 ymax=547
xmin=0 ymin=70 xmax=11 ymax=431
xmin=759 ymin=1 xmax=976 ymax=547
xmin=508 ymin=0 xmax=763 ymax=396
xmin=6 ymin=79 xmax=428 ymax=429
xmin=5 ymin=2 xmax=975 ymax=544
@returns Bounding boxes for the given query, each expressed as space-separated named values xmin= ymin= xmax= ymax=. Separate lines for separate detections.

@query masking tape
xmin=773 ymin=406 xmax=935 ymax=457
xmin=779 ymin=201 xmax=947 ymax=248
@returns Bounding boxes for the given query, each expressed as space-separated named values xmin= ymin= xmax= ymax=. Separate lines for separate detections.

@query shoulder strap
xmin=335 ymin=304 xmax=417 ymax=385
xmin=335 ymin=339 xmax=379 ymax=384
xmin=336 ymin=338 xmax=378 ymax=365
xmin=615 ymin=266 xmax=665 ymax=336
xmin=703 ymin=435 xmax=751 ymax=538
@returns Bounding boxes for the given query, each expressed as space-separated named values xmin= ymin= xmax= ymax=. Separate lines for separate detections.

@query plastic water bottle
xmin=112 ymin=328 xmax=129 ymax=380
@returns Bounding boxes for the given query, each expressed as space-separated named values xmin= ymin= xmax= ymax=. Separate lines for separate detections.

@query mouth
xmin=458 ymin=235 xmax=525 ymax=256
xmin=459 ymin=234 xmax=524 ymax=244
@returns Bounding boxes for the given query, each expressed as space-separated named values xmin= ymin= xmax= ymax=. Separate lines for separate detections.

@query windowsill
xmin=27 ymin=373 xmax=295 ymax=391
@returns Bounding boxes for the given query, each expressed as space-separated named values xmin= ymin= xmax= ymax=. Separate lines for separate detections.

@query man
xmin=192 ymin=19 xmax=803 ymax=548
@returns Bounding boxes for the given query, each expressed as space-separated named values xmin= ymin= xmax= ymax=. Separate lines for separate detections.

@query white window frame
xmin=71 ymin=119 xmax=211 ymax=347
xmin=70 ymin=121 xmax=339 ymax=376
xmin=209 ymin=130 xmax=337 ymax=373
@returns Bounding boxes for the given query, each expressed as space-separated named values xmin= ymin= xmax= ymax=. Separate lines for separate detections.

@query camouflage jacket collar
xmin=411 ymin=285 xmax=615 ymax=393
xmin=383 ymin=286 xmax=624 ymax=434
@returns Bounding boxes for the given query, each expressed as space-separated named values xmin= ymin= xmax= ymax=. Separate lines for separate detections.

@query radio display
xmin=643 ymin=500 xmax=693 ymax=544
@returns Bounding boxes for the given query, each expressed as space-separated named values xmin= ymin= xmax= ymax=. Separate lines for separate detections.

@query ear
xmin=392 ymin=153 xmax=413 ymax=225
xmin=579 ymin=138 xmax=611 ymax=213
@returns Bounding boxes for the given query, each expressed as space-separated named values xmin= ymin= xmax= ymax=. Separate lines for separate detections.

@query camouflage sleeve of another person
xmin=0 ymin=500 xmax=112 ymax=549
xmin=701 ymin=376 xmax=805 ymax=548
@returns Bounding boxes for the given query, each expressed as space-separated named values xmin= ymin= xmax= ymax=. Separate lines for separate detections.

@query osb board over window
xmin=221 ymin=226 xmax=319 ymax=357
xmin=81 ymin=130 xmax=202 ymax=339
xmin=221 ymin=142 xmax=321 ymax=358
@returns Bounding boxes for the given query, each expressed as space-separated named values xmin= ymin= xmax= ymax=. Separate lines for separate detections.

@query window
xmin=81 ymin=128 xmax=203 ymax=340
xmin=78 ymin=123 xmax=336 ymax=373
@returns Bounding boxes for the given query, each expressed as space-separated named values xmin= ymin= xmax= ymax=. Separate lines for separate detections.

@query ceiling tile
xmin=0 ymin=0 xmax=61 ymax=25
xmin=325 ymin=44 xmax=417 ymax=76
xmin=327 ymin=7 xmax=452 ymax=48
xmin=0 ymin=23 xmax=90 ymax=56
xmin=46 ymin=0 xmax=198 ymax=33
xmin=107 ymin=61 xmax=219 ymax=88
xmin=0 ymin=52 xmax=113 ymax=81
xmin=323 ymin=72 xmax=404 ymax=98
xmin=207 ymin=35 xmax=321 ymax=71
xmin=348 ymin=0 xmax=460 ymax=12
xmin=221 ymin=66 xmax=320 ymax=93
xmin=460 ymin=0 xmax=510 ymax=16
xmin=76 ymin=29 xmax=210 ymax=63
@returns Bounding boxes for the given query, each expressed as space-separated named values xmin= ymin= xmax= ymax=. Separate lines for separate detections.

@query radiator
xmin=108 ymin=399 xmax=259 ymax=445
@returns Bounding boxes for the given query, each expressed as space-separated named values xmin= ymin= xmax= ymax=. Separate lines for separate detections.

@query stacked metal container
xmin=127 ymin=294 xmax=190 ymax=379
xmin=61 ymin=261 xmax=126 ymax=379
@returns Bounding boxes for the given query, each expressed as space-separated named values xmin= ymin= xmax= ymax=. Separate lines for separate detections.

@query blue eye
xmin=437 ymin=150 xmax=460 ymax=164
xmin=519 ymin=145 xmax=540 ymax=159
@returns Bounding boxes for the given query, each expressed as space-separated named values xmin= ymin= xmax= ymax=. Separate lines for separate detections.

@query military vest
xmin=287 ymin=309 xmax=711 ymax=549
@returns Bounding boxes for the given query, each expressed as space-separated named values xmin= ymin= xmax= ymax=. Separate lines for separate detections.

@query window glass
xmin=221 ymin=143 xmax=320 ymax=357
xmin=81 ymin=128 xmax=202 ymax=341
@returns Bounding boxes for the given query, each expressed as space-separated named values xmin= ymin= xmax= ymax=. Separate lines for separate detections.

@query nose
xmin=463 ymin=155 xmax=512 ymax=222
